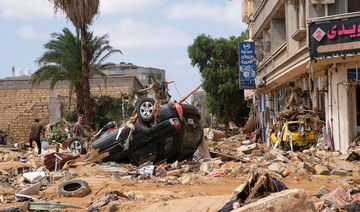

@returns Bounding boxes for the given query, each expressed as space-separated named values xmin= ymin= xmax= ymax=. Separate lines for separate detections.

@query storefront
xmin=309 ymin=14 xmax=360 ymax=153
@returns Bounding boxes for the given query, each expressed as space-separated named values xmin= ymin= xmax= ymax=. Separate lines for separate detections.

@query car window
xmin=131 ymin=142 xmax=158 ymax=164
xmin=131 ymin=135 xmax=176 ymax=164
xmin=160 ymin=136 xmax=175 ymax=154
xmin=288 ymin=123 xmax=299 ymax=132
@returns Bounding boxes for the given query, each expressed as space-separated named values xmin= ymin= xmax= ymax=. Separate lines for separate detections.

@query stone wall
xmin=0 ymin=76 xmax=143 ymax=143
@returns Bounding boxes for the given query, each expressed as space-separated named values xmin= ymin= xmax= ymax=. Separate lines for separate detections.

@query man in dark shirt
xmin=29 ymin=119 xmax=44 ymax=154
xmin=73 ymin=115 xmax=84 ymax=138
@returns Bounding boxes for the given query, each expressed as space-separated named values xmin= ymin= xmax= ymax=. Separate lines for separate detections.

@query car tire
xmin=58 ymin=180 xmax=91 ymax=197
xmin=69 ymin=138 xmax=87 ymax=154
xmin=137 ymin=98 xmax=155 ymax=122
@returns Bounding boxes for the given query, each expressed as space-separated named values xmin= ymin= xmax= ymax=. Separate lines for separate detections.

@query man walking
xmin=73 ymin=115 xmax=84 ymax=138
xmin=29 ymin=119 xmax=44 ymax=154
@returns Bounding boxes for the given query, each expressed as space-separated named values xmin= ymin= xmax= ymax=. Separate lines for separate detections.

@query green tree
xmin=93 ymin=96 xmax=134 ymax=130
xmin=31 ymin=27 xmax=121 ymax=115
xmin=48 ymin=0 xmax=100 ymax=128
xmin=188 ymin=33 xmax=249 ymax=126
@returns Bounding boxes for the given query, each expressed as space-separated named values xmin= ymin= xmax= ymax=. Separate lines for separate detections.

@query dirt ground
xmin=1 ymin=155 xmax=359 ymax=212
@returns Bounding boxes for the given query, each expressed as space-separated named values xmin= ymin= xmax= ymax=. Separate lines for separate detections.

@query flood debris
xmin=2 ymin=84 xmax=360 ymax=211
xmin=58 ymin=179 xmax=91 ymax=197
xmin=219 ymin=170 xmax=289 ymax=212
xmin=0 ymin=127 xmax=359 ymax=212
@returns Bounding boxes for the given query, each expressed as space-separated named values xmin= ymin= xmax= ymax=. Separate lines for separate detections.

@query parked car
xmin=268 ymin=121 xmax=316 ymax=149
xmin=91 ymin=101 xmax=203 ymax=165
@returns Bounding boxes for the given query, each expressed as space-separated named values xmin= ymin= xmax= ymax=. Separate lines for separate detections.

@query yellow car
xmin=269 ymin=121 xmax=316 ymax=148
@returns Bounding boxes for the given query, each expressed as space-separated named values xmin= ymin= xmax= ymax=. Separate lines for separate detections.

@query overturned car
xmin=92 ymin=99 xmax=203 ymax=165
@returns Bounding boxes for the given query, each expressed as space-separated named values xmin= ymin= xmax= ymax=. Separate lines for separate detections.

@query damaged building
xmin=242 ymin=0 xmax=360 ymax=153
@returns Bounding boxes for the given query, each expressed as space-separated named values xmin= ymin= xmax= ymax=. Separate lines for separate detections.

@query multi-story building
xmin=102 ymin=63 xmax=165 ymax=88
xmin=103 ymin=63 xmax=166 ymax=100
xmin=242 ymin=0 xmax=360 ymax=153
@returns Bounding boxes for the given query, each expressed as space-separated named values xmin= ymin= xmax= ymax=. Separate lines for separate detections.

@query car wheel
xmin=58 ymin=180 xmax=91 ymax=197
xmin=137 ymin=98 xmax=155 ymax=122
xmin=69 ymin=138 xmax=87 ymax=154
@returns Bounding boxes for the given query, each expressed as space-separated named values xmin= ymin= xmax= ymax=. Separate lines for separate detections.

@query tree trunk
xmin=74 ymin=83 xmax=84 ymax=115
xmin=80 ymin=26 xmax=94 ymax=128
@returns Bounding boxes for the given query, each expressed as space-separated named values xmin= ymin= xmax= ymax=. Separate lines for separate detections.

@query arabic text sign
xmin=239 ymin=42 xmax=255 ymax=89
xmin=309 ymin=17 xmax=360 ymax=60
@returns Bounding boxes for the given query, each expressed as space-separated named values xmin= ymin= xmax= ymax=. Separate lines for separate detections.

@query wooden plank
xmin=88 ymin=152 xmax=110 ymax=163
xmin=210 ymin=151 xmax=240 ymax=162
xmin=73 ymin=149 xmax=99 ymax=163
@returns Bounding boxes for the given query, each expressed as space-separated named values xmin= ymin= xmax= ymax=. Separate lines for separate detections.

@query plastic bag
xmin=42 ymin=140 xmax=49 ymax=150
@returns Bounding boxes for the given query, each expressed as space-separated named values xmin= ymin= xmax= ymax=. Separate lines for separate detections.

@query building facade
xmin=191 ymin=91 xmax=208 ymax=123
xmin=102 ymin=63 xmax=166 ymax=88
xmin=242 ymin=0 xmax=360 ymax=153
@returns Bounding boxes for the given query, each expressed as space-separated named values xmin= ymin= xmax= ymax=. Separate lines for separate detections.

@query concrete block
xmin=202 ymin=163 xmax=212 ymax=173
xmin=155 ymin=166 xmax=167 ymax=176
xmin=181 ymin=174 xmax=196 ymax=185
xmin=316 ymin=150 xmax=327 ymax=158
xmin=237 ymin=143 xmax=258 ymax=154
xmin=297 ymin=162 xmax=309 ymax=171
xmin=221 ymin=161 xmax=239 ymax=171
xmin=242 ymin=140 xmax=251 ymax=145
xmin=171 ymin=160 xmax=180 ymax=169
xmin=167 ymin=170 xmax=181 ymax=176
xmin=316 ymin=186 xmax=331 ymax=197
xmin=330 ymin=170 xmax=348 ymax=176
xmin=181 ymin=164 xmax=190 ymax=173
xmin=51 ymin=171 xmax=64 ymax=181
xmin=333 ymin=162 xmax=353 ymax=172
xmin=309 ymin=147 xmax=316 ymax=154
xmin=314 ymin=165 xmax=330 ymax=175
xmin=252 ymin=149 xmax=265 ymax=156
xmin=233 ymin=189 xmax=315 ymax=212
xmin=268 ymin=162 xmax=289 ymax=177
xmin=23 ymin=171 xmax=46 ymax=183
xmin=276 ymin=154 xmax=290 ymax=163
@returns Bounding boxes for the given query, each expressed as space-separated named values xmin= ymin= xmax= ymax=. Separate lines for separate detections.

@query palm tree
xmin=31 ymin=27 xmax=121 ymax=114
xmin=48 ymin=0 xmax=100 ymax=127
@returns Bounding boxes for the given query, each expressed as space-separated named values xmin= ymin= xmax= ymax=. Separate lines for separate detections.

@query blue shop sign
xmin=239 ymin=42 xmax=256 ymax=89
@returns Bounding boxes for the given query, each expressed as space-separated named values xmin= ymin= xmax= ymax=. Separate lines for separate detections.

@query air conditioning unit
xmin=316 ymin=75 xmax=327 ymax=92
xmin=311 ymin=0 xmax=335 ymax=4
xmin=255 ymin=76 xmax=264 ymax=86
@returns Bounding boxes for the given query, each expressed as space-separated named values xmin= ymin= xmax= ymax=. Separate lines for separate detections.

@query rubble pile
xmin=0 ymin=125 xmax=359 ymax=211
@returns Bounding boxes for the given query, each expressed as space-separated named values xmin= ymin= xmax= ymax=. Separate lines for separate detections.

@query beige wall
xmin=0 ymin=76 xmax=143 ymax=143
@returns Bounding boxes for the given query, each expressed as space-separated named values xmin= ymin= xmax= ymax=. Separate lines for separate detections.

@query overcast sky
xmin=0 ymin=0 xmax=247 ymax=101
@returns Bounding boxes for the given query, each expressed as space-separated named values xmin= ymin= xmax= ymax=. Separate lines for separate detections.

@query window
xmin=348 ymin=0 xmax=360 ymax=13
xmin=290 ymin=0 xmax=306 ymax=41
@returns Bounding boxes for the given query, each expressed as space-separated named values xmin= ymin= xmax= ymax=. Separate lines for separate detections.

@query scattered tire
xmin=58 ymin=180 xmax=91 ymax=197
xmin=68 ymin=137 xmax=87 ymax=154
xmin=137 ymin=98 xmax=155 ymax=122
